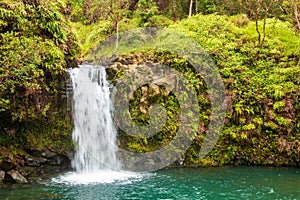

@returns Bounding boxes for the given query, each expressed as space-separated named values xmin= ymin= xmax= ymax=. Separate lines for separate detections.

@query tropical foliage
xmin=0 ymin=0 xmax=300 ymax=167
xmin=0 ymin=0 xmax=79 ymax=121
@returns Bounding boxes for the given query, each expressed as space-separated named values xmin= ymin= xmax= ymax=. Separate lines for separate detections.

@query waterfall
xmin=54 ymin=65 xmax=140 ymax=184
xmin=69 ymin=65 xmax=120 ymax=173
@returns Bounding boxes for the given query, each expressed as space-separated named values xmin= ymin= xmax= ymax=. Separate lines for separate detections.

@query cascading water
xmin=69 ymin=65 xmax=120 ymax=172
xmin=54 ymin=65 xmax=140 ymax=184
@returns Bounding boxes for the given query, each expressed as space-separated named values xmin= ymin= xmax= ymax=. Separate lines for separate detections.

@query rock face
xmin=6 ymin=170 xmax=28 ymax=184
xmin=0 ymin=158 xmax=17 ymax=171
xmin=25 ymin=157 xmax=48 ymax=167
xmin=41 ymin=150 xmax=56 ymax=158
xmin=0 ymin=156 xmax=28 ymax=184
xmin=0 ymin=170 xmax=5 ymax=183
xmin=0 ymin=148 xmax=71 ymax=184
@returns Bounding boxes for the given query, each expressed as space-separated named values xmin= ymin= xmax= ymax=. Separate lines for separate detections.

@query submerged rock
xmin=6 ymin=170 xmax=28 ymax=184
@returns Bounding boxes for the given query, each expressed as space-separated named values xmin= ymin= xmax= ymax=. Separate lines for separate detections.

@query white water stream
xmin=69 ymin=65 xmax=120 ymax=172
xmin=56 ymin=65 xmax=140 ymax=184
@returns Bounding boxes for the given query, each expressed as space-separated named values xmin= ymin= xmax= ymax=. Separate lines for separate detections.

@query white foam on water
xmin=53 ymin=171 xmax=143 ymax=185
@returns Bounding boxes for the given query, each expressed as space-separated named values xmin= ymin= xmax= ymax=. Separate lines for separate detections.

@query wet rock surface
xmin=0 ymin=148 xmax=71 ymax=184
xmin=0 ymin=158 xmax=17 ymax=171
xmin=0 ymin=170 xmax=5 ymax=183
xmin=25 ymin=157 xmax=48 ymax=167
xmin=6 ymin=170 xmax=28 ymax=184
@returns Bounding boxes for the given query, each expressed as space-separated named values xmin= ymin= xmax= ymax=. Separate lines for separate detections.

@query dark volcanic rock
xmin=0 ymin=158 xmax=16 ymax=171
xmin=25 ymin=157 xmax=48 ymax=167
xmin=49 ymin=154 xmax=69 ymax=166
xmin=41 ymin=150 xmax=56 ymax=158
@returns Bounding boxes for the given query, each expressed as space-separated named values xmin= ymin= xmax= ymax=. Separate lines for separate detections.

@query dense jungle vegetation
xmin=0 ymin=0 xmax=300 ymax=167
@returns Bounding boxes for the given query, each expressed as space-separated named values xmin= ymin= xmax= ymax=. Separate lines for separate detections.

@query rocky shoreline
xmin=0 ymin=148 xmax=71 ymax=184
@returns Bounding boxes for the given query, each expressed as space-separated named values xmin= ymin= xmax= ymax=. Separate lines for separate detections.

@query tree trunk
xmin=292 ymin=0 xmax=300 ymax=32
xmin=83 ymin=0 xmax=93 ymax=24
xmin=189 ymin=0 xmax=193 ymax=17
xmin=116 ymin=21 xmax=119 ymax=51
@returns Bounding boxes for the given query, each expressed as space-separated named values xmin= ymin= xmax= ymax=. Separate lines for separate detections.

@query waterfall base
xmin=53 ymin=171 xmax=142 ymax=185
